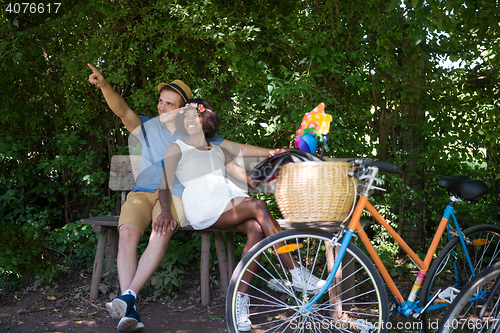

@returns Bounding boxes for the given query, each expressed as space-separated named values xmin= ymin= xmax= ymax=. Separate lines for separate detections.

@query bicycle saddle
xmin=437 ymin=175 xmax=489 ymax=202
xmin=251 ymin=150 xmax=324 ymax=183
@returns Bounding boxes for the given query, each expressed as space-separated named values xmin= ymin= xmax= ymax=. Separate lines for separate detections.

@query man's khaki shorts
xmin=118 ymin=190 xmax=187 ymax=235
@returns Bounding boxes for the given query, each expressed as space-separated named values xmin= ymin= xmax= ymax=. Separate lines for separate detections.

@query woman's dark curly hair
xmin=175 ymin=98 xmax=221 ymax=138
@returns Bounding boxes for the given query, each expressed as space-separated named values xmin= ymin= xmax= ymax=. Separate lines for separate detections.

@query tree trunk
xmin=398 ymin=101 xmax=426 ymax=250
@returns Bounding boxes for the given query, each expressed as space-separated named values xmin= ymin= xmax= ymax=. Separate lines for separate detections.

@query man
xmin=87 ymin=64 xmax=282 ymax=332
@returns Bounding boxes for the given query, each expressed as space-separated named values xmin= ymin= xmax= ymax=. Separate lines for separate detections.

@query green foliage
xmin=0 ymin=0 xmax=498 ymax=284
xmin=46 ymin=222 xmax=98 ymax=271
xmin=0 ymin=218 xmax=97 ymax=290
xmin=0 ymin=194 xmax=55 ymax=287
xmin=148 ymin=238 xmax=195 ymax=297
xmin=146 ymin=233 xmax=199 ymax=297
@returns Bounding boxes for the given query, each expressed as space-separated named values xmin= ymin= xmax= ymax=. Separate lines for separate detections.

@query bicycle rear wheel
xmin=226 ymin=229 xmax=389 ymax=332
xmin=419 ymin=224 xmax=500 ymax=332
xmin=439 ymin=261 xmax=500 ymax=333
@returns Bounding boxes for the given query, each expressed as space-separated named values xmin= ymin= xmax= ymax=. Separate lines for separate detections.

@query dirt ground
xmin=0 ymin=270 xmax=228 ymax=333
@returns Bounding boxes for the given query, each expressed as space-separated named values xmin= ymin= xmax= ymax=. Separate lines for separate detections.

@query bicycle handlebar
xmin=357 ymin=158 xmax=401 ymax=174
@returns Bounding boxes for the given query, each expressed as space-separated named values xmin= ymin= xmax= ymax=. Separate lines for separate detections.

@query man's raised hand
xmin=87 ymin=63 xmax=107 ymax=88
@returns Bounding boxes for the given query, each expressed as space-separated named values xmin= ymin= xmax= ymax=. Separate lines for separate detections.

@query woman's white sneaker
xmin=290 ymin=266 xmax=326 ymax=294
xmin=235 ymin=292 xmax=252 ymax=331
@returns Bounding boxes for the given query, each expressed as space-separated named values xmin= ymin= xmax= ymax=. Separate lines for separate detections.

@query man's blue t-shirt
xmin=132 ymin=115 xmax=224 ymax=197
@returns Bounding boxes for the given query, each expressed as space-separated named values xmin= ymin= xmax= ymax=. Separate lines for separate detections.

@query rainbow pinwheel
xmin=295 ymin=102 xmax=332 ymax=154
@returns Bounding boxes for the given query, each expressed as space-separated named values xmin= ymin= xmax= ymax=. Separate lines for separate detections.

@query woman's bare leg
xmin=212 ymin=197 xmax=297 ymax=292
xmin=231 ymin=219 xmax=264 ymax=294
xmin=213 ymin=197 xmax=281 ymax=236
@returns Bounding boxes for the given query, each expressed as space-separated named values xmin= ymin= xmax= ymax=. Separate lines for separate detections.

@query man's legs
xmin=117 ymin=224 xmax=142 ymax=294
xmin=107 ymin=191 xmax=153 ymax=326
xmin=116 ymin=193 xmax=185 ymax=294
xmin=126 ymin=194 xmax=183 ymax=292
xmin=126 ymin=223 xmax=175 ymax=293
xmin=114 ymin=224 xmax=174 ymax=333
xmin=109 ymin=191 xmax=183 ymax=332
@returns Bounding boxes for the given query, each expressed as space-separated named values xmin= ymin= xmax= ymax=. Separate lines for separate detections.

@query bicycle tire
xmin=438 ymin=261 xmax=500 ymax=333
xmin=419 ymin=224 xmax=500 ymax=332
xmin=226 ymin=229 xmax=389 ymax=332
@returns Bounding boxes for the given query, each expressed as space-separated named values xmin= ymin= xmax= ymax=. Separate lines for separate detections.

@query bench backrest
xmin=108 ymin=155 xmax=275 ymax=202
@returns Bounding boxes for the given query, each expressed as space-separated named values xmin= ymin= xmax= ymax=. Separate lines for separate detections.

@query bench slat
xmin=108 ymin=155 xmax=140 ymax=191
xmin=81 ymin=216 xmax=359 ymax=233
xmin=81 ymin=215 xmax=120 ymax=227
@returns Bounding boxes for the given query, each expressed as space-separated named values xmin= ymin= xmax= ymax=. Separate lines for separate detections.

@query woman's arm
xmin=156 ymin=144 xmax=182 ymax=234
xmin=222 ymin=148 xmax=258 ymax=188
xmin=219 ymin=139 xmax=288 ymax=158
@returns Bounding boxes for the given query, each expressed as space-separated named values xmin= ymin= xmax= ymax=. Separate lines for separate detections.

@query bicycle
xmin=439 ymin=262 xmax=500 ymax=333
xmin=226 ymin=158 xmax=500 ymax=332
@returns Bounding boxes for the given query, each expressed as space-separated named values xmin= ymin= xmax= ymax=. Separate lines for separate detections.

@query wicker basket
xmin=274 ymin=161 xmax=356 ymax=222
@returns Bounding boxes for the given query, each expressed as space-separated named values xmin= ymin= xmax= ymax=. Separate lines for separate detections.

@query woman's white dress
xmin=174 ymin=140 xmax=248 ymax=230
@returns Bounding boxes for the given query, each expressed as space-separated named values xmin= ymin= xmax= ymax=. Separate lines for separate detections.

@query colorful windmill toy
xmin=295 ymin=102 xmax=332 ymax=154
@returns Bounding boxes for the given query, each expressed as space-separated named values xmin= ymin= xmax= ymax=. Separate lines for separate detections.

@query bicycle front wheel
xmin=439 ymin=261 xmax=500 ymax=333
xmin=419 ymin=224 xmax=500 ymax=332
xmin=226 ymin=229 xmax=389 ymax=333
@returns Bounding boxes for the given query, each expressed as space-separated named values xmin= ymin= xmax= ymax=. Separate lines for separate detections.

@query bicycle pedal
xmin=438 ymin=286 xmax=461 ymax=304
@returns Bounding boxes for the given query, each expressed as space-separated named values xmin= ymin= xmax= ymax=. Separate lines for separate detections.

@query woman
xmin=158 ymin=99 xmax=325 ymax=332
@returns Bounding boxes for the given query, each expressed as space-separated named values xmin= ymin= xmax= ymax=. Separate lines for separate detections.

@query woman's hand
xmin=268 ymin=148 xmax=289 ymax=157
xmin=246 ymin=171 xmax=259 ymax=188
xmin=152 ymin=212 xmax=177 ymax=236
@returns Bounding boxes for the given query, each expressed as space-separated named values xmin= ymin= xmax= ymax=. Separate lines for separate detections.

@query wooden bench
xmin=81 ymin=155 xmax=359 ymax=305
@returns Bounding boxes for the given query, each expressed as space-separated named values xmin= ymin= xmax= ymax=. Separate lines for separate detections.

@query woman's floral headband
xmin=179 ymin=103 xmax=213 ymax=114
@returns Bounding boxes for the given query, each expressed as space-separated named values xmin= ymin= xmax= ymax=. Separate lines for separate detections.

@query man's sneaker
xmin=290 ymin=266 xmax=327 ymax=294
xmin=117 ymin=308 xmax=145 ymax=332
xmin=106 ymin=293 xmax=135 ymax=319
xmin=235 ymin=292 xmax=252 ymax=332
xmin=267 ymin=278 xmax=293 ymax=294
